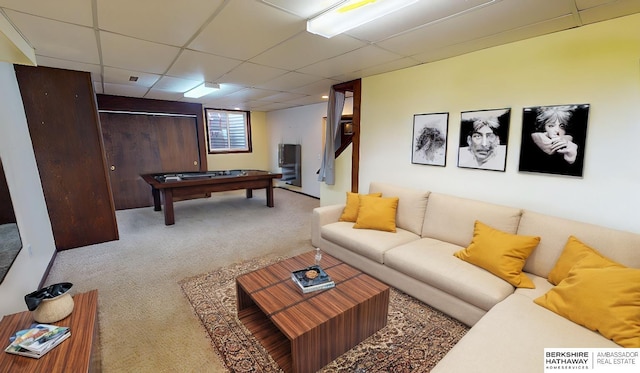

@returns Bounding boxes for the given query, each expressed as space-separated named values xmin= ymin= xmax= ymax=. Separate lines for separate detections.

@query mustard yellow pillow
xmin=353 ymin=195 xmax=399 ymax=232
xmin=339 ymin=192 xmax=382 ymax=222
xmin=534 ymin=256 xmax=640 ymax=348
xmin=454 ymin=221 xmax=540 ymax=288
xmin=548 ymin=236 xmax=608 ymax=285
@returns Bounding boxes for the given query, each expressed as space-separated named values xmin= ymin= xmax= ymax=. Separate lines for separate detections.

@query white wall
xmin=266 ymin=98 xmax=354 ymax=198
xmin=0 ymin=62 xmax=57 ymax=315
xmin=359 ymin=13 xmax=640 ymax=234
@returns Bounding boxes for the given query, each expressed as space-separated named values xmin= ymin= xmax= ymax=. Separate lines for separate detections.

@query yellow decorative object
xmin=534 ymin=256 xmax=640 ymax=348
xmin=547 ymin=236 xmax=612 ymax=285
xmin=353 ymin=195 xmax=399 ymax=232
xmin=32 ymin=292 xmax=74 ymax=323
xmin=339 ymin=192 xmax=382 ymax=222
xmin=454 ymin=221 xmax=540 ymax=288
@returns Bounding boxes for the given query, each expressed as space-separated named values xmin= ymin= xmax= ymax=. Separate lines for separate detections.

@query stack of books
xmin=291 ymin=265 xmax=335 ymax=293
xmin=4 ymin=324 xmax=71 ymax=359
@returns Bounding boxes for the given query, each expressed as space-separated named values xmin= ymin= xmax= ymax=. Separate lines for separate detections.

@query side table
xmin=0 ymin=289 xmax=100 ymax=373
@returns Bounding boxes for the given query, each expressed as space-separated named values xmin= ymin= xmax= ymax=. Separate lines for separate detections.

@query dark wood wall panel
xmin=100 ymin=112 xmax=200 ymax=209
xmin=96 ymin=94 xmax=207 ymax=210
xmin=14 ymin=66 xmax=118 ymax=251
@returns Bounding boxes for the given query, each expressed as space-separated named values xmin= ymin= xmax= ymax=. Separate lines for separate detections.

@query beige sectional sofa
xmin=311 ymin=182 xmax=640 ymax=372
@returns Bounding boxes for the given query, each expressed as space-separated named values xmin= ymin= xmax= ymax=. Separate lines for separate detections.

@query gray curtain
xmin=317 ymin=87 xmax=345 ymax=185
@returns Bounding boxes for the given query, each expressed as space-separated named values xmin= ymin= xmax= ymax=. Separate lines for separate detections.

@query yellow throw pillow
xmin=547 ymin=236 xmax=608 ymax=285
xmin=534 ymin=256 xmax=640 ymax=348
xmin=454 ymin=221 xmax=540 ymax=288
xmin=339 ymin=192 xmax=382 ymax=222
xmin=353 ymin=195 xmax=399 ymax=232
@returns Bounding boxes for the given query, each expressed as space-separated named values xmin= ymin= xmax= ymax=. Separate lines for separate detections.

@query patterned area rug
xmin=179 ymin=255 xmax=469 ymax=372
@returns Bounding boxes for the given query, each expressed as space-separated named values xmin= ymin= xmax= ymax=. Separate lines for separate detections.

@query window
xmin=205 ymin=108 xmax=252 ymax=153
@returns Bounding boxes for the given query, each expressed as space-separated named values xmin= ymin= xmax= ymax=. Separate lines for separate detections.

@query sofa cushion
xmin=432 ymin=293 xmax=619 ymax=373
xmin=547 ymin=235 xmax=609 ymax=285
xmin=454 ymin=221 xmax=540 ymax=288
xmin=339 ymin=192 xmax=382 ymax=222
xmin=421 ymin=193 xmax=522 ymax=247
xmin=534 ymin=256 xmax=640 ymax=348
xmin=518 ymin=210 xmax=640 ymax=278
xmin=384 ymin=238 xmax=516 ymax=311
xmin=320 ymin=222 xmax=420 ymax=264
xmin=368 ymin=182 xmax=429 ymax=236
xmin=353 ymin=195 xmax=399 ymax=232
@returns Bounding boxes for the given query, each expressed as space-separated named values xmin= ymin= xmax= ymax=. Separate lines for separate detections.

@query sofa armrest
xmin=311 ymin=204 xmax=345 ymax=247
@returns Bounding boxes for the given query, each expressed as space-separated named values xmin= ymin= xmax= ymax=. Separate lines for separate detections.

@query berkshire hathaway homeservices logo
xmin=544 ymin=348 xmax=639 ymax=372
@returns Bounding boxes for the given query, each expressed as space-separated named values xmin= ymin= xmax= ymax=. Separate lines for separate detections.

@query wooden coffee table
xmin=236 ymin=251 xmax=390 ymax=373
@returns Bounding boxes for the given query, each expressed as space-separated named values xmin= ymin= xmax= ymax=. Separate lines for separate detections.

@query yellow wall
xmin=358 ymin=13 xmax=640 ymax=233
xmin=206 ymin=111 xmax=271 ymax=171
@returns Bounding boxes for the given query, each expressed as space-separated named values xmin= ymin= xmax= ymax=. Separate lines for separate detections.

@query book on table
xmin=291 ymin=265 xmax=335 ymax=293
xmin=4 ymin=324 xmax=71 ymax=359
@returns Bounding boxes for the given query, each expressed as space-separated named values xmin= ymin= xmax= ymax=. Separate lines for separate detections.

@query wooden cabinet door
xmin=14 ymin=65 xmax=118 ymax=250
xmin=100 ymin=112 xmax=201 ymax=210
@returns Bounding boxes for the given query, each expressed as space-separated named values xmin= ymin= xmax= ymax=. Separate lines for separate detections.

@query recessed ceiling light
xmin=184 ymin=82 xmax=220 ymax=98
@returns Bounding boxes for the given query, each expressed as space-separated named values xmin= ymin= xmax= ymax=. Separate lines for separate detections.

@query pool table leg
xmin=266 ymin=182 xmax=274 ymax=208
xmin=152 ymin=187 xmax=162 ymax=211
xmin=163 ymin=190 xmax=175 ymax=225
xmin=246 ymin=189 xmax=253 ymax=199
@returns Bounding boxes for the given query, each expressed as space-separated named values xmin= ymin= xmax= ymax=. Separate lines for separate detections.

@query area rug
xmin=179 ymin=255 xmax=469 ymax=372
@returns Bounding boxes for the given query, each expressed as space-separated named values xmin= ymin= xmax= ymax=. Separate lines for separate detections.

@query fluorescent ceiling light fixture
xmin=184 ymin=82 xmax=220 ymax=98
xmin=307 ymin=0 xmax=418 ymax=38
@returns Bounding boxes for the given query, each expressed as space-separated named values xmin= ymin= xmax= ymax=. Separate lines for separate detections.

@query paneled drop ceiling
xmin=1 ymin=0 xmax=639 ymax=112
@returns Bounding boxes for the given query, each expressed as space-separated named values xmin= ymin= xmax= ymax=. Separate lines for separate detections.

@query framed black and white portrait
xmin=412 ymin=112 xmax=449 ymax=166
xmin=518 ymin=104 xmax=590 ymax=177
xmin=457 ymin=108 xmax=511 ymax=171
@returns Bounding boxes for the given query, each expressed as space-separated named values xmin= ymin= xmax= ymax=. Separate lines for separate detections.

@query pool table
xmin=141 ymin=170 xmax=283 ymax=225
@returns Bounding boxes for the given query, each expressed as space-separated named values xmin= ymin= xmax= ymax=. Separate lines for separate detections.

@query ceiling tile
xmin=142 ymin=89 xmax=185 ymax=102
xmin=96 ymin=0 xmax=225 ymax=47
xmin=291 ymin=78 xmax=339 ymax=96
xmin=345 ymin=0 xmax=499 ymax=42
xmin=411 ymin=14 xmax=578 ymax=64
xmin=35 ymin=55 xmax=101 ymax=76
xmin=103 ymin=82 xmax=150 ymax=97
xmin=152 ymin=75 xmax=201 ymax=92
xmin=0 ymin=0 xmax=92 ymax=26
xmin=260 ymin=0 xmax=341 ymax=18
xmin=167 ymin=49 xmax=242 ymax=82
xmin=220 ymin=62 xmax=288 ymax=87
xmin=188 ymin=0 xmax=304 ymax=60
xmin=250 ymin=32 xmax=366 ymax=70
xmin=254 ymin=71 xmax=322 ymax=91
xmin=298 ymin=45 xmax=403 ymax=78
xmin=356 ymin=57 xmax=421 ymax=79
xmin=578 ymin=0 xmax=640 ymax=24
xmin=102 ymin=66 xmax=160 ymax=88
xmin=5 ymin=10 xmax=99 ymax=64
xmin=575 ymin=0 xmax=619 ymax=10
xmin=100 ymin=31 xmax=180 ymax=74
xmin=377 ymin=0 xmax=577 ymax=57
xmin=261 ymin=91 xmax=308 ymax=102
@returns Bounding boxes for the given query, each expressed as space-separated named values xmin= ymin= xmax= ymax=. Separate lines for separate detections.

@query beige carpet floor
xmin=44 ymin=188 xmax=318 ymax=372
xmin=180 ymin=254 xmax=469 ymax=372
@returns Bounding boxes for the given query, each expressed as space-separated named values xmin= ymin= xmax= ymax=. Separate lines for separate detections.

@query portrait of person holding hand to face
xmin=519 ymin=104 xmax=590 ymax=177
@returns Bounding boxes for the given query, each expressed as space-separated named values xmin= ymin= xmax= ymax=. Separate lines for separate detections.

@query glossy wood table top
xmin=0 ymin=290 xmax=100 ymax=373
xmin=236 ymin=252 xmax=389 ymax=373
